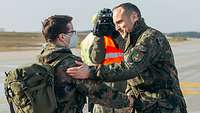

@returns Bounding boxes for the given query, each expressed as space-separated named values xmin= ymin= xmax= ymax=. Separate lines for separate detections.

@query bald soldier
xmin=67 ymin=3 xmax=188 ymax=113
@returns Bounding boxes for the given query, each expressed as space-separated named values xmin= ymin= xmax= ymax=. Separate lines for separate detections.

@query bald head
xmin=113 ymin=2 xmax=141 ymax=18
xmin=112 ymin=3 xmax=140 ymax=38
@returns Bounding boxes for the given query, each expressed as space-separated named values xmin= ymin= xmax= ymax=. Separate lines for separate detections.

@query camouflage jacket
xmin=38 ymin=43 xmax=130 ymax=113
xmin=89 ymin=18 xmax=187 ymax=113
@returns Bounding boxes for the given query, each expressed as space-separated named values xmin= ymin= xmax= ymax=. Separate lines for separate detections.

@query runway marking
xmin=180 ymin=82 xmax=200 ymax=88
xmin=181 ymin=90 xmax=200 ymax=95
xmin=180 ymin=82 xmax=200 ymax=95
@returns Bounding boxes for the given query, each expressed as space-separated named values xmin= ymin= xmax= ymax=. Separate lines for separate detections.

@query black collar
xmin=124 ymin=18 xmax=149 ymax=52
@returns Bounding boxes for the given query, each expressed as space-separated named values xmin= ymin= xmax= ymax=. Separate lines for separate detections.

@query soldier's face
xmin=113 ymin=7 xmax=138 ymax=39
xmin=63 ymin=22 xmax=74 ymax=47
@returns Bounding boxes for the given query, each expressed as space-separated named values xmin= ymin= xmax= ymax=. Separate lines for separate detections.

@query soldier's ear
xmin=130 ymin=12 xmax=139 ymax=23
xmin=58 ymin=33 xmax=65 ymax=42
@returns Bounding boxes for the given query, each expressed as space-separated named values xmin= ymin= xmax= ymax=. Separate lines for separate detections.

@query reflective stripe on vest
xmin=102 ymin=35 xmax=124 ymax=65
xmin=104 ymin=53 xmax=123 ymax=59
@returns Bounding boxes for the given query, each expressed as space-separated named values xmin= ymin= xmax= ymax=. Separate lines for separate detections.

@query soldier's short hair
xmin=113 ymin=2 xmax=141 ymax=18
xmin=42 ymin=15 xmax=73 ymax=42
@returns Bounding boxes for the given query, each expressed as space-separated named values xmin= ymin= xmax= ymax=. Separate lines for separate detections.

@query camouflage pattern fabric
xmin=38 ymin=43 xmax=130 ymax=112
xmin=4 ymin=63 xmax=57 ymax=113
xmin=89 ymin=18 xmax=188 ymax=113
xmin=93 ymin=104 xmax=130 ymax=113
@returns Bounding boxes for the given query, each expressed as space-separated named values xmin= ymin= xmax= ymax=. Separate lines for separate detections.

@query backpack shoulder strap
xmin=50 ymin=53 xmax=73 ymax=68
xmin=4 ymin=72 xmax=15 ymax=113
xmin=50 ymin=48 xmax=77 ymax=68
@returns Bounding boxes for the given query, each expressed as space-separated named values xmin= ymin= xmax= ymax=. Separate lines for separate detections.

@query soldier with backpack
xmin=4 ymin=15 xmax=133 ymax=113
xmin=39 ymin=15 xmax=133 ymax=113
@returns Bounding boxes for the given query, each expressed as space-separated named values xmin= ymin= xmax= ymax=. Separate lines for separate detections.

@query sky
xmin=0 ymin=0 xmax=199 ymax=33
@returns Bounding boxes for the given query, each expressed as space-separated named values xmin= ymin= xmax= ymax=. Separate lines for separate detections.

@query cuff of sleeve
xmin=88 ymin=66 xmax=98 ymax=80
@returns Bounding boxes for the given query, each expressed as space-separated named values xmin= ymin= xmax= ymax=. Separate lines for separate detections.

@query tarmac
xmin=0 ymin=39 xmax=200 ymax=113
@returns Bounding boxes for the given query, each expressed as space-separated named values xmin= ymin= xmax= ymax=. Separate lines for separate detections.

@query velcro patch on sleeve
xmin=130 ymin=46 xmax=147 ymax=63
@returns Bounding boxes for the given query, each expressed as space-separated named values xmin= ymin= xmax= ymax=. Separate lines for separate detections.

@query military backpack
xmin=4 ymin=63 xmax=57 ymax=113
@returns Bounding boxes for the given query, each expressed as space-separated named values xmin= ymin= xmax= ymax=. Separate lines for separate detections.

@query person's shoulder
xmin=138 ymin=27 xmax=167 ymax=46
xmin=140 ymin=27 xmax=166 ymax=41
xmin=56 ymin=50 xmax=82 ymax=67
xmin=143 ymin=27 xmax=165 ymax=38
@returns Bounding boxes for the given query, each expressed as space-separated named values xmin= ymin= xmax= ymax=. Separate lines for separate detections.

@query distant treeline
xmin=166 ymin=32 xmax=200 ymax=38
xmin=1 ymin=31 xmax=200 ymax=39
xmin=80 ymin=31 xmax=200 ymax=39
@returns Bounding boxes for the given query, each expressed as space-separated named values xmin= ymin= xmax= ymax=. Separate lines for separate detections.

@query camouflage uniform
xmin=89 ymin=34 xmax=128 ymax=113
xmin=88 ymin=18 xmax=188 ymax=113
xmin=38 ymin=43 xmax=130 ymax=113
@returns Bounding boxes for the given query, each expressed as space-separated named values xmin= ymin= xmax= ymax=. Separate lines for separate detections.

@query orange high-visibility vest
xmin=102 ymin=35 xmax=124 ymax=64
